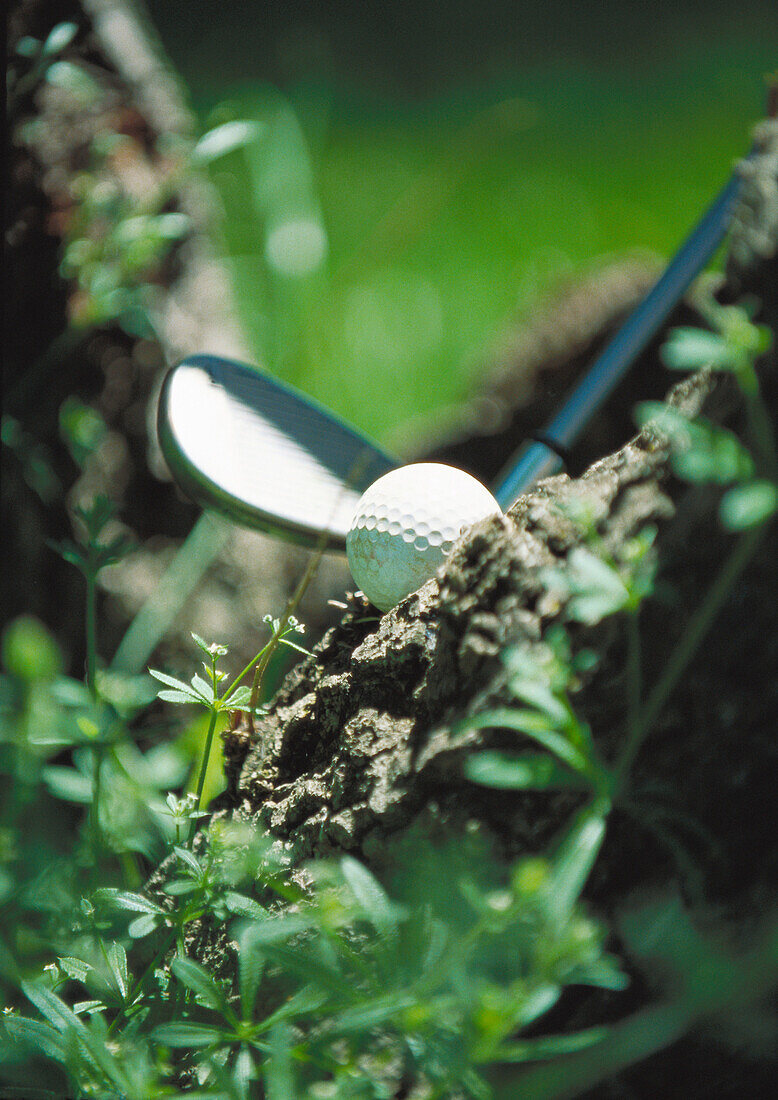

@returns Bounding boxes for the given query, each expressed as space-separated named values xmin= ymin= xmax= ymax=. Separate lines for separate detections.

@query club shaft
xmin=494 ymin=158 xmax=746 ymax=510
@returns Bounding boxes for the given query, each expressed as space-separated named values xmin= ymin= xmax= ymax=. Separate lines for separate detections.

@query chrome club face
xmin=159 ymin=156 xmax=747 ymax=547
xmin=158 ymin=355 xmax=396 ymax=551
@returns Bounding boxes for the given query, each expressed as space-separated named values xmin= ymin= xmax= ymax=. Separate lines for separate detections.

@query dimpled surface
xmin=346 ymin=463 xmax=501 ymax=612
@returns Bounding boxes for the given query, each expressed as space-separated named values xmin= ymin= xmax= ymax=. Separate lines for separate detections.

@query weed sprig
xmin=149 ymin=619 xmax=310 ymax=836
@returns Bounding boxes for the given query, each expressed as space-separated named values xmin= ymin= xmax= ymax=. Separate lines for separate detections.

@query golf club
xmin=159 ymin=154 xmax=748 ymax=551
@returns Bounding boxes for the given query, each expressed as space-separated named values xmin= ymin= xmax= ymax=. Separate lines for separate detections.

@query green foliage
xmin=9 ymin=22 xmax=86 ymax=112
xmin=634 ymin=404 xmax=754 ymax=484
xmin=2 ymin=618 xmax=62 ymax=683
xmin=45 ymin=60 xmax=102 ymax=104
xmin=47 ymin=110 xmax=257 ymax=337
xmin=58 ymin=397 xmax=107 ymax=468
xmin=1 ymin=813 xmax=625 ymax=1098
xmin=149 ymin=619 xmax=311 ymax=830
xmin=191 ymin=120 xmax=263 ymax=165
xmin=12 ymin=19 xmax=259 ymax=346
xmin=542 ymin=527 xmax=657 ymax=625
xmin=463 ymin=627 xmax=609 ymax=797
xmin=1 ymin=415 xmax=62 ymax=504
xmin=1 ymin=552 xmax=632 ymax=1099
xmin=51 ymin=496 xmax=135 ymax=583
xmin=661 ymin=311 xmax=771 ymax=376
xmin=495 ymin=895 xmax=778 ymax=1098
xmin=646 ymin=301 xmax=777 ymax=532
xmin=50 ymin=496 xmax=135 ymax=701
xmin=57 ymin=192 xmax=192 ymax=335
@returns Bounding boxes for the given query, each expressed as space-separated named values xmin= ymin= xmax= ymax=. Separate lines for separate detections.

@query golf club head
xmin=158 ymin=355 xmax=397 ymax=551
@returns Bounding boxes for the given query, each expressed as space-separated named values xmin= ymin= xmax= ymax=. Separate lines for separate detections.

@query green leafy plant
xmin=464 ymin=627 xmax=609 ymax=798
xmin=1 ymin=813 xmax=626 ymax=1099
xmin=49 ymin=112 xmax=260 ymax=339
xmin=11 ymin=19 xmax=260 ymax=348
xmin=467 ymin=299 xmax=775 ymax=821
xmin=150 ymin=619 xmax=310 ymax=831
xmin=4 ymin=293 xmax=776 ymax=1096
xmin=8 ymin=22 xmax=92 ymax=113
xmin=51 ymin=496 xmax=135 ymax=696
xmin=638 ymin=301 xmax=776 ymax=530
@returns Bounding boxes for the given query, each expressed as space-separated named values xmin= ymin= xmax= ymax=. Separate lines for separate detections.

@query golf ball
xmin=346 ymin=463 xmax=501 ymax=612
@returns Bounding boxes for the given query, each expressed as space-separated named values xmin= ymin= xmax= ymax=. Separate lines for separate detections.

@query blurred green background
xmin=148 ymin=0 xmax=776 ymax=449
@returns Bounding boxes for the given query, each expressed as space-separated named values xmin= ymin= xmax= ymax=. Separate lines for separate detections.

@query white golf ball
xmin=346 ymin=462 xmax=501 ymax=612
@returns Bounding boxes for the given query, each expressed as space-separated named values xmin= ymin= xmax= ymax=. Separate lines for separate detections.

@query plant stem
xmin=625 ymin=610 xmax=642 ymax=748
xmin=106 ymin=927 xmax=178 ymax=1037
xmin=86 ymin=567 xmax=102 ymax=855
xmin=91 ymin=744 xmax=103 ymax=856
xmin=248 ymin=655 xmax=270 ymax=718
xmin=247 ymin=531 xmax=328 ymax=729
xmin=85 ymin=570 xmax=97 ymax=696
xmin=614 ymin=524 xmax=766 ymax=793
xmin=229 ymin=641 xmax=274 ymax=696
xmin=192 ymin=709 xmax=220 ymax=827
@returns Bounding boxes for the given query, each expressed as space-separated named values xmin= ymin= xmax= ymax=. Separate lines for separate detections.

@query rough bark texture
xmin=222 ymin=370 xmax=704 ymax=865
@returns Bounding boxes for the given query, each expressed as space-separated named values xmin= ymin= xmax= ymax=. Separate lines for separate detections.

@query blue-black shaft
xmin=494 ymin=160 xmax=746 ymax=509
